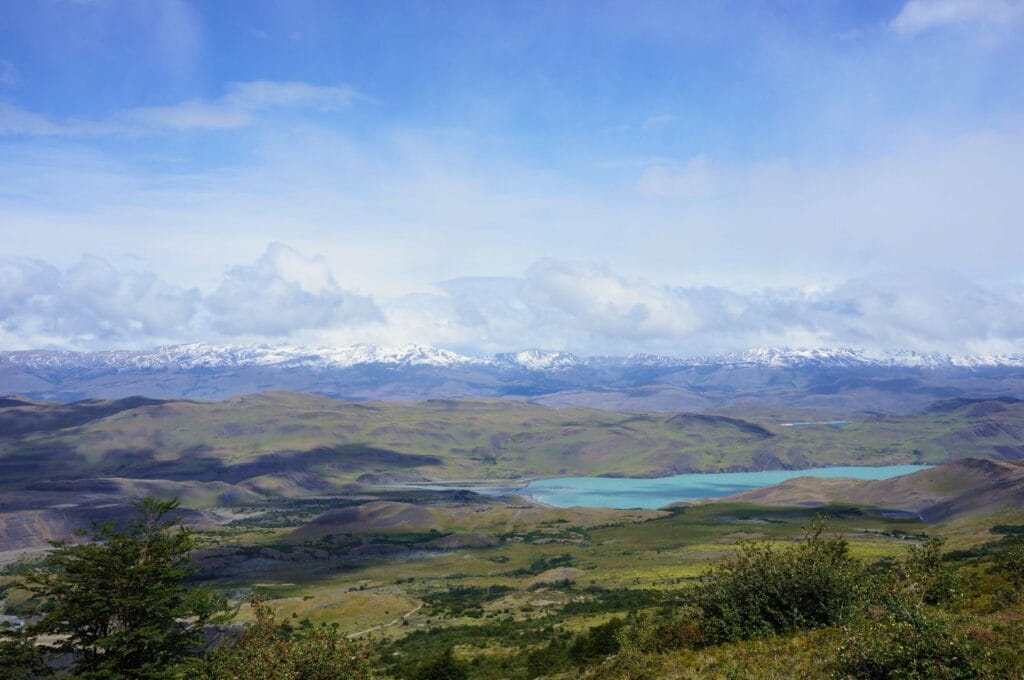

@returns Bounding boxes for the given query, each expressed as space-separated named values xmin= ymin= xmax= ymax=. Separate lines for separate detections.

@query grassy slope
xmin=3 ymin=392 xmax=1024 ymax=491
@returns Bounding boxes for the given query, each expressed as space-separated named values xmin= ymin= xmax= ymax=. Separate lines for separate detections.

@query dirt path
xmin=346 ymin=602 xmax=424 ymax=639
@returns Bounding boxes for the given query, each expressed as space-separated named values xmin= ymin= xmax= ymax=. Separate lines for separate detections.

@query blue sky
xmin=1 ymin=0 xmax=1023 ymax=355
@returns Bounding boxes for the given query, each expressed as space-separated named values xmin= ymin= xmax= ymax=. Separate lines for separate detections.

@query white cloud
xmin=0 ymin=256 xmax=199 ymax=347
xmin=0 ymin=61 xmax=17 ymax=86
xmin=392 ymin=262 xmax=1024 ymax=357
xmin=641 ymin=113 xmax=675 ymax=130
xmin=0 ymin=103 xmax=75 ymax=135
xmin=0 ymin=80 xmax=361 ymax=136
xmin=891 ymin=0 xmax=1024 ymax=35
xmin=204 ymin=243 xmax=382 ymax=336
xmin=118 ymin=100 xmax=252 ymax=131
xmin=2 ymin=249 xmax=1022 ymax=355
xmin=223 ymin=81 xmax=361 ymax=112
xmin=0 ymin=245 xmax=381 ymax=348
xmin=636 ymin=155 xmax=715 ymax=199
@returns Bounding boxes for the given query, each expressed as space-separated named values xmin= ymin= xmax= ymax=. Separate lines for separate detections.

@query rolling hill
xmin=720 ymin=457 xmax=1024 ymax=522
xmin=2 ymin=392 xmax=1024 ymax=494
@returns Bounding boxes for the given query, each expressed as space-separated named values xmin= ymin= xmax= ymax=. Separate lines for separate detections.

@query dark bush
xmin=525 ymin=639 xmax=572 ymax=678
xmin=568 ymin=617 xmax=625 ymax=664
xmin=685 ymin=521 xmax=865 ymax=643
xmin=409 ymin=647 xmax=468 ymax=680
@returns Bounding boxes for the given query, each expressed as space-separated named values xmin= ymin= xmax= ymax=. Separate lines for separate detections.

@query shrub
xmin=199 ymin=598 xmax=375 ymax=679
xmin=613 ymin=610 xmax=702 ymax=661
xmin=833 ymin=610 xmax=981 ymax=680
xmin=997 ymin=543 xmax=1024 ymax=594
xmin=893 ymin=538 xmax=961 ymax=606
xmin=685 ymin=521 xmax=865 ymax=643
xmin=409 ymin=646 xmax=468 ymax=680
xmin=569 ymin=617 xmax=625 ymax=664
xmin=525 ymin=639 xmax=572 ymax=678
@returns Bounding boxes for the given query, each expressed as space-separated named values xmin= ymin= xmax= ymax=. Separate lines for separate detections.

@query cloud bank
xmin=0 ymin=244 xmax=379 ymax=348
xmin=2 ymin=244 xmax=1021 ymax=357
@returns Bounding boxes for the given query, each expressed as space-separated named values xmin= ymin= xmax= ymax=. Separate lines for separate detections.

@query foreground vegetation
xmin=3 ymin=497 xmax=1023 ymax=679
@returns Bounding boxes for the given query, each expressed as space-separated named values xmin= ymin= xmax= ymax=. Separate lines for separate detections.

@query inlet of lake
xmin=422 ymin=465 xmax=931 ymax=509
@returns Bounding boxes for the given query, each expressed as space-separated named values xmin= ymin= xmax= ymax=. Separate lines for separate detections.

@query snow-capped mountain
xmin=3 ymin=343 xmax=1023 ymax=410
xmin=3 ymin=343 xmax=1024 ymax=373
xmin=493 ymin=350 xmax=582 ymax=371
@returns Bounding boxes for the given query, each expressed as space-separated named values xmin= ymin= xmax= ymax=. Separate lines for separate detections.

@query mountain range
xmin=4 ymin=344 xmax=1024 ymax=413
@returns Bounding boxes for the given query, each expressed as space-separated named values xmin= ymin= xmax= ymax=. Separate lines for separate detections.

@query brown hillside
xmin=721 ymin=458 xmax=1024 ymax=521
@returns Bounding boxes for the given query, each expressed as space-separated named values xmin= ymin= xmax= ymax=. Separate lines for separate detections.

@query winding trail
xmin=346 ymin=602 xmax=424 ymax=639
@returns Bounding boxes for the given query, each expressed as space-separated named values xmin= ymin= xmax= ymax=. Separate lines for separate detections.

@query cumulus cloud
xmin=0 ymin=244 xmax=381 ymax=348
xmin=891 ymin=0 xmax=1024 ymax=35
xmin=0 ymin=256 xmax=199 ymax=347
xmin=417 ymin=263 xmax=1024 ymax=356
xmin=204 ymin=243 xmax=382 ymax=336
xmin=2 ymin=247 xmax=1022 ymax=355
xmin=0 ymin=80 xmax=361 ymax=136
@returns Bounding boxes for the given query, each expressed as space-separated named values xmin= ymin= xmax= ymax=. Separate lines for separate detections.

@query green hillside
xmin=3 ymin=393 xmax=1024 ymax=495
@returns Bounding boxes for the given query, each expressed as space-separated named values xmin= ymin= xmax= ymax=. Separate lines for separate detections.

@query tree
xmin=22 ymin=497 xmax=230 ymax=679
xmin=0 ymin=624 xmax=48 ymax=679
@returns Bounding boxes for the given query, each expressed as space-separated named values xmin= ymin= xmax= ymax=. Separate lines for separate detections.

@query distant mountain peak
xmin=2 ymin=343 xmax=1023 ymax=373
xmin=494 ymin=349 xmax=581 ymax=371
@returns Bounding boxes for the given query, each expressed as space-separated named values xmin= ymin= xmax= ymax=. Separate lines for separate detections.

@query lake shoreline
xmin=405 ymin=464 xmax=933 ymax=510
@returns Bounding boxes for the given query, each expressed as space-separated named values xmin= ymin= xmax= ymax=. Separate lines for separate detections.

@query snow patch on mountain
xmin=2 ymin=344 xmax=1023 ymax=373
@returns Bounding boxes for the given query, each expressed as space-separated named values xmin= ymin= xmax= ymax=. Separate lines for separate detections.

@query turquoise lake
xmin=522 ymin=465 xmax=930 ymax=509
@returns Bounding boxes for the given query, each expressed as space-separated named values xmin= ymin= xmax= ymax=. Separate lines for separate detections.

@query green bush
xmin=613 ymin=611 xmax=700 ymax=659
xmin=525 ymin=639 xmax=573 ymax=678
xmin=408 ymin=646 xmax=468 ymax=680
xmin=569 ymin=617 xmax=625 ymax=664
xmin=685 ymin=521 xmax=865 ymax=643
xmin=833 ymin=610 xmax=981 ymax=680
xmin=997 ymin=543 xmax=1024 ymax=594
xmin=893 ymin=538 xmax=961 ymax=606
xmin=199 ymin=598 xmax=375 ymax=679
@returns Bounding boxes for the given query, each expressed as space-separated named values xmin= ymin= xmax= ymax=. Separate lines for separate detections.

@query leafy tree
xmin=198 ymin=598 xmax=375 ymax=679
xmin=21 ymin=497 xmax=231 ymax=679
xmin=0 ymin=624 xmax=48 ymax=679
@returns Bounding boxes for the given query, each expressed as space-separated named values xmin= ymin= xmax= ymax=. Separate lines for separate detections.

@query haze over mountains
xmin=5 ymin=343 xmax=1024 ymax=414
